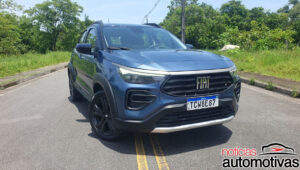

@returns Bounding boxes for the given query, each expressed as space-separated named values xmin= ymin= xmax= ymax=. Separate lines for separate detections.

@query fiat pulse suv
xmin=68 ymin=21 xmax=241 ymax=140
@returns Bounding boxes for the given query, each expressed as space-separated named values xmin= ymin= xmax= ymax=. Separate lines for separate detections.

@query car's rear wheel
xmin=89 ymin=91 xmax=123 ymax=140
xmin=69 ymin=74 xmax=82 ymax=102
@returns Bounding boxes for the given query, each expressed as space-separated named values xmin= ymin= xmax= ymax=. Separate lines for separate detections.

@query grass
xmin=211 ymin=48 xmax=300 ymax=82
xmin=1 ymin=49 xmax=300 ymax=82
xmin=249 ymin=78 xmax=256 ymax=85
xmin=291 ymin=89 xmax=299 ymax=98
xmin=266 ymin=81 xmax=274 ymax=91
xmin=0 ymin=51 xmax=70 ymax=78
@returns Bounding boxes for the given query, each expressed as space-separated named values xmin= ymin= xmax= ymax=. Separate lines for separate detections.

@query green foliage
xmin=220 ymin=0 xmax=249 ymax=30
xmin=25 ymin=0 xmax=83 ymax=51
xmin=163 ymin=0 xmax=300 ymax=50
xmin=0 ymin=51 xmax=70 ymax=78
xmin=266 ymin=82 xmax=274 ymax=91
xmin=221 ymin=21 xmax=296 ymax=50
xmin=0 ymin=0 xmax=22 ymax=11
xmin=161 ymin=2 xmax=226 ymax=49
xmin=213 ymin=48 xmax=300 ymax=81
xmin=249 ymin=78 xmax=255 ymax=85
xmin=291 ymin=89 xmax=299 ymax=98
xmin=0 ymin=12 xmax=25 ymax=54
xmin=0 ymin=0 xmax=94 ymax=55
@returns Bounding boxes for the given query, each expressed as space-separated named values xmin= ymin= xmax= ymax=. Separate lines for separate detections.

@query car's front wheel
xmin=89 ymin=91 xmax=123 ymax=140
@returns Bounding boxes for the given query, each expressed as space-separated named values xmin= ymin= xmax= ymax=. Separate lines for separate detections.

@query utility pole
xmin=142 ymin=0 xmax=161 ymax=24
xmin=181 ymin=0 xmax=186 ymax=43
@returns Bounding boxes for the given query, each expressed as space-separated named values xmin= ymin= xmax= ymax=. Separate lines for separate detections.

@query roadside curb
xmin=0 ymin=62 xmax=68 ymax=90
xmin=240 ymin=76 xmax=299 ymax=98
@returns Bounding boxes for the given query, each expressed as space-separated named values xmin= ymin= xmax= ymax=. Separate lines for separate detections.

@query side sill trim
xmin=151 ymin=115 xmax=234 ymax=133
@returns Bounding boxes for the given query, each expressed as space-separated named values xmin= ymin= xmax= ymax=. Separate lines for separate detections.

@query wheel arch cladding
xmin=91 ymin=74 xmax=118 ymax=118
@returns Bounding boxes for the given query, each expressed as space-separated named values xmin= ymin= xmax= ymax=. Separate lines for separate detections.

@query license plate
xmin=187 ymin=96 xmax=219 ymax=111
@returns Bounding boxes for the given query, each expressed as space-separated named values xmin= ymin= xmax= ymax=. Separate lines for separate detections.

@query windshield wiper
xmin=107 ymin=47 xmax=130 ymax=50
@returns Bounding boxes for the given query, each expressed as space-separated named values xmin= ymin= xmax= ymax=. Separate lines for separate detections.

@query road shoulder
xmin=239 ymin=71 xmax=300 ymax=98
xmin=0 ymin=62 xmax=68 ymax=90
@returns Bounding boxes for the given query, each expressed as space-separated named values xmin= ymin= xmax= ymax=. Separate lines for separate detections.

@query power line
xmin=142 ymin=0 xmax=161 ymax=24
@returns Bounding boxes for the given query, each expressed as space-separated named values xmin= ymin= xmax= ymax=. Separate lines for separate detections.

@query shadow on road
xmin=155 ymin=125 xmax=232 ymax=156
xmin=69 ymin=97 xmax=233 ymax=156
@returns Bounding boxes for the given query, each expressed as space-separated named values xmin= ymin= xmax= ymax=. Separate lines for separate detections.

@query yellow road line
xmin=135 ymin=134 xmax=149 ymax=170
xmin=149 ymin=134 xmax=170 ymax=170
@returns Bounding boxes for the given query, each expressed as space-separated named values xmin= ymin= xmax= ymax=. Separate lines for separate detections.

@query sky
xmin=16 ymin=0 xmax=289 ymax=24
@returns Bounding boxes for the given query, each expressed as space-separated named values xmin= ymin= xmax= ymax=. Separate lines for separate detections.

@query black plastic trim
xmin=125 ymin=89 xmax=157 ymax=111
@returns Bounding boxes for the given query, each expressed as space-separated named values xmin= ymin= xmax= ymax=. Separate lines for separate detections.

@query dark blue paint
xmin=105 ymin=49 xmax=234 ymax=71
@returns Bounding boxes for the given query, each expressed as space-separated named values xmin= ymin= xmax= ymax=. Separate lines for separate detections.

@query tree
xmin=26 ymin=0 xmax=83 ymax=51
xmin=162 ymin=0 xmax=298 ymax=50
xmin=289 ymin=0 xmax=299 ymax=6
xmin=278 ymin=5 xmax=289 ymax=13
xmin=0 ymin=12 xmax=23 ymax=54
xmin=0 ymin=0 xmax=24 ymax=54
xmin=161 ymin=2 xmax=226 ymax=49
xmin=0 ymin=0 xmax=22 ymax=11
xmin=220 ymin=0 xmax=249 ymax=30
xmin=289 ymin=2 xmax=300 ymax=21
xmin=287 ymin=0 xmax=300 ymax=43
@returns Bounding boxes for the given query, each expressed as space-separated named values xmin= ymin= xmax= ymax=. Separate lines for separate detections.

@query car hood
xmin=104 ymin=49 xmax=234 ymax=72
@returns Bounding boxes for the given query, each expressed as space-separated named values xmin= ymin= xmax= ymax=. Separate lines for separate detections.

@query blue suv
xmin=68 ymin=21 xmax=241 ymax=140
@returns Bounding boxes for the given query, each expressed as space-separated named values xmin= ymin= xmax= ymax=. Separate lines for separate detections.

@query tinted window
xmin=86 ymin=28 xmax=97 ymax=53
xmin=103 ymin=26 xmax=186 ymax=50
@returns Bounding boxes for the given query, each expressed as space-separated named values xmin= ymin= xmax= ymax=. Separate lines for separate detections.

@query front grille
xmin=156 ymin=106 xmax=233 ymax=127
xmin=161 ymin=72 xmax=233 ymax=97
xmin=126 ymin=90 xmax=156 ymax=110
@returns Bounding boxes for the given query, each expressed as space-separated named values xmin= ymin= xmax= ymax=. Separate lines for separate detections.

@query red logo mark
xmin=272 ymin=148 xmax=284 ymax=152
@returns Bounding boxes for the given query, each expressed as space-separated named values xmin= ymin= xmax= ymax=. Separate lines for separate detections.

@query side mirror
xmin=186 ymin=44 xmax=194 ymax=49
xmin=76 ymin=43 xmax=92 ymax=54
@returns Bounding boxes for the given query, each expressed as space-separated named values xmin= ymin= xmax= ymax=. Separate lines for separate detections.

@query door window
xmin=86 ymin=28 xmax=97 ymax=53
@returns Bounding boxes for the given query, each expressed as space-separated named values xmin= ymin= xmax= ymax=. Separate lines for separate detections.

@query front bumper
xmin=108 ymin=62 xmax=241 ymax=133
xmin=112 ymin=95 xmax=238 ymax=133
xmin=151 ymin=115 xmax=234 ymax=133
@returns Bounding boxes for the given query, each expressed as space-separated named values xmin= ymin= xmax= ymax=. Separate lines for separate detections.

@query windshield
xmin=103 ymin=25 xmax=186 ymax=50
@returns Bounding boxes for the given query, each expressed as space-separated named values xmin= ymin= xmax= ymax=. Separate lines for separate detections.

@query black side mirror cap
xmin=76 ymin=43 xmax=92 ymax=54
xmin=186 ymin=44 xmax=194 ymax=49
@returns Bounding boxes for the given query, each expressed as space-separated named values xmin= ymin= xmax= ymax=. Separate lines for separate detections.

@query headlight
xmin=229 ymin=66 xmax=239 ymax=79
xmin=118 ymin=67 xmax=166 ymax=84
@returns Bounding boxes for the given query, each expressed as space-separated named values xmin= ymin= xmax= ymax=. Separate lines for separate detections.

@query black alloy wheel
xmin=89 ymin=91 xmax=122 ymax=140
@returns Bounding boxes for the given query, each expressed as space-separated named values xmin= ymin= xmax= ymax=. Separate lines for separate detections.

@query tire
xmin=89 ymin=91 xmax=123 ymax=140
xmin=69 ymin=74 xmax=83 ymax=102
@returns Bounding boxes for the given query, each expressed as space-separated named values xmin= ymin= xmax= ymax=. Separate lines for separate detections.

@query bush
xmin=220 ymin=21 xmax=296 ymax=50
xmin=0 ymin=12 xmax=25 ymax=54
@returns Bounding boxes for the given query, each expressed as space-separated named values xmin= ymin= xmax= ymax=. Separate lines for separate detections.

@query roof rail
xmin=144 ymin=23 xmax=161 ymax=28
xmin=93 ymin=20 xmax=104 ymax=25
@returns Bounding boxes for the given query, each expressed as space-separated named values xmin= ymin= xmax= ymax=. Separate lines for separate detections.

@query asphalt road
xmin=0 ymin=69 xmax=299 ymax=170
